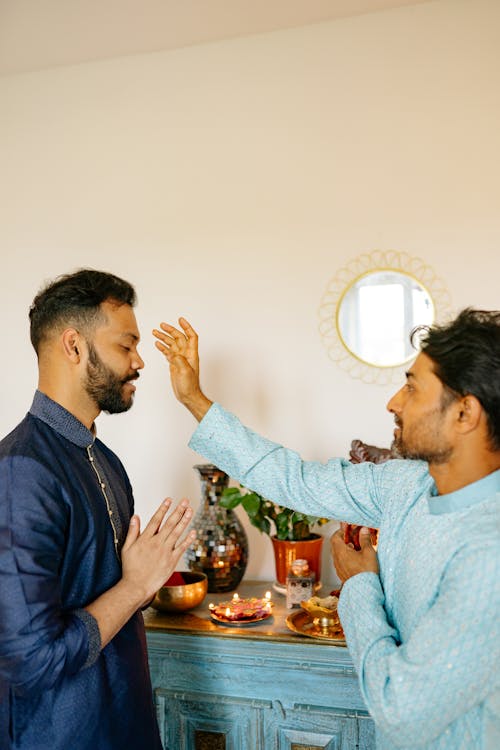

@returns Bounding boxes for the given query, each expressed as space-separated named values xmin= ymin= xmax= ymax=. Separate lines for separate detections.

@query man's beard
xmin=391 ymin=413 xmax=452 ymax=464
xmin=84 ymin=343 xmax=139 ymax=414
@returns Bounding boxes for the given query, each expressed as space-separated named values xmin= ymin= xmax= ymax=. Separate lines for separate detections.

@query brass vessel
xmin=151 ymin=572 xmax=208 ymax=613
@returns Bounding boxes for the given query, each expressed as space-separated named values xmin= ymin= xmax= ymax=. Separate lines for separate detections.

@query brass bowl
xmin=151 ymin=572 xmax=208 ymax=613
xmin=300 ymin=599 xmax=340 ymax=627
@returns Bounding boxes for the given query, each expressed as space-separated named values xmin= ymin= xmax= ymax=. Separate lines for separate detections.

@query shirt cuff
xmin=74 ymin=609 xmax=102 ymax=668
xmin=189 ymin=402 xmax=226 ymax=454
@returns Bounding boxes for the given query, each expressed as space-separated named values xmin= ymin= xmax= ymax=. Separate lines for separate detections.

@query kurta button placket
xmin=87 ymin=445 xmax=120 ymax=558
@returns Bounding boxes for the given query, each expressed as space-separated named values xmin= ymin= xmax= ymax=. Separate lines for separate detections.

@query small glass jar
xmin=286 ymin=559 xmax=315 ymax=609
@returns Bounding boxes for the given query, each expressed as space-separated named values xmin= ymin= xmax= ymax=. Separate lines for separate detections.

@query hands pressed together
xmin=121 ymin=498 xmax=197 ymax=609
xmin=86 ymin=497 xmax=197 ymax=648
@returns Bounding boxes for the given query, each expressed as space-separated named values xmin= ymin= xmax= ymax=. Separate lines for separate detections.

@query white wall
xmin=1 ymin=0 xmax=499 ymax=589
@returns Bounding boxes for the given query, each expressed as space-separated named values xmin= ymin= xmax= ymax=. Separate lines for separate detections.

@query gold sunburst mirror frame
xmin=318 ymin=250 xmax=452 ymax=385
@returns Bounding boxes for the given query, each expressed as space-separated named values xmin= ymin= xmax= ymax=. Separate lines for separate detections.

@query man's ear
xmin=455 ymin=394 xmax=482 ymax=435
xmin=61 ymin=328 xmax=82 ymax=362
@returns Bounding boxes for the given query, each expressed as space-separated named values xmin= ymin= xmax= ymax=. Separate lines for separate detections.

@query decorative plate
xmin=208 ymin=596 xmax=273 ymax=626
xmin=210 ymin=611 xmax=273 ymax=627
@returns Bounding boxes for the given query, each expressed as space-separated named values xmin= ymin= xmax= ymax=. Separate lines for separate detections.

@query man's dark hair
xmin=412 ymin=308 xmax=500 ymax=450
xmin=29 ymin=268 xmax=137 ymax=354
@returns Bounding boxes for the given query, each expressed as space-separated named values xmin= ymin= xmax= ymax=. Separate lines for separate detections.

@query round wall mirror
xmin=318 ymin=250 xmax=451 ymax=384
xmin=337 ymin=270 xmax=434 ymax=367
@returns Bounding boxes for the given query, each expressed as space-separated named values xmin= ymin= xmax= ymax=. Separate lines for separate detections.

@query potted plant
xmin=220 ymin=486 xmax=329 ymax=587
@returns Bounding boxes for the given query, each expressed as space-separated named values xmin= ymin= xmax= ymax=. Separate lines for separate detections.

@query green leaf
xmin=219 ymin=496 xmax=243 ymax=510
xmin=218 ymin=484 xmax=327 ymax=540
xmin=275 ymin=513 xmax=291 ymax=540
xmin=248 ymin=513 xmax=271 ymax=535
xmin=222 ymin=487 xmax=240 ymax=497
xmin=241 ymin=493 xmax=262 ymax=517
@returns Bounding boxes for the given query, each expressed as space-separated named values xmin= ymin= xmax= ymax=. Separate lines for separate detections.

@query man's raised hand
xmin=152 ymin=318 xmax=212 ymax=421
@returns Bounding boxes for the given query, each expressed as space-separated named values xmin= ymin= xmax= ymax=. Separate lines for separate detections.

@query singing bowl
xmin=151 ymin=572 xmax=208 ymax=613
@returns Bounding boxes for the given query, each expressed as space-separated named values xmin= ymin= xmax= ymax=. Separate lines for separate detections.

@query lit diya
xmin=209 ymin=591 xmax=273 ymax=624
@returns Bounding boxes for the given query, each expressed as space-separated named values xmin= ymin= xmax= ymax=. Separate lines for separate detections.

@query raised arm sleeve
xmin=190 ymin=402 xmax=396 ymax=527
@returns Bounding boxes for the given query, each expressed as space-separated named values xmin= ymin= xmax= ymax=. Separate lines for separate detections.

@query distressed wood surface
xmin=145 ymin=581 xmax=375 ymax=749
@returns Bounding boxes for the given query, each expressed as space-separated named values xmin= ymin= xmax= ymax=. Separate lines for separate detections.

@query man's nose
xmin=133 ymin=351 xmax=145 ymax=370
xmin=386 ymin=387 xmax=402 ymax=414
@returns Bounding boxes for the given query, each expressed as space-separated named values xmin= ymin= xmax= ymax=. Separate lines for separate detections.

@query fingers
xmin=154 ymin=318 xmax=196 ymax=342
xmin=331 ymin=528 xmax=353 ymax=553
xmin=122 ymin=514 xmax=141 ymax=553
xmin=152 ymin=327 xmax=177 ymax=354
xmin=178 ymin=317 xmax=198 ymax=340
xmin=174 ymin=527 xmax=197 ymax=552
xmin=160 ymin=528 xmax=197 ymax=583
xmin=157 ymin=498 xmax=194 ymax=546
xmin=159 ymin=322 xmax=182 ymax=341
xmin=142 ymin=498 xmax=172 ymax=537
xmin=152 ymin=319 xmax=197 ymax=347
xmin=330 ymin=528 xmax=344 ymax=552
xmin=153 ymin=338 xmax=180 ymax=363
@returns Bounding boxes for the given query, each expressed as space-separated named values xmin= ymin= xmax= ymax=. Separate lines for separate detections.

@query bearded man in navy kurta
xmin=0 ymin=269 xmax=194 ymax=750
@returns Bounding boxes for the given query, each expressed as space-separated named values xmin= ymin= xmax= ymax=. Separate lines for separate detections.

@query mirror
xmin=337 ymin=270 xmax=434 ymax=367
xmin=318 ymin=250 xmax=451 ymax=384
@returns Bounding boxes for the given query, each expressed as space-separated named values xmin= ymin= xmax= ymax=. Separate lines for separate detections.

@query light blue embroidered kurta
xmin=190 ymin=403 xmax=500 ymax=750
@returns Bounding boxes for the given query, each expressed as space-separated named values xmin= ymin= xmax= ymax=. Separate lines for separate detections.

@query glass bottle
xmin=286 ymin=558 xmax=315 ymax=609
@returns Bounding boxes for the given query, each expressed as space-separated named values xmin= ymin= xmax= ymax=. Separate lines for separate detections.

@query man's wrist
xmin=184 ymin=392 xmax=212 ymax=422
xmin=113 ymin=576 xmax=148 ymax=611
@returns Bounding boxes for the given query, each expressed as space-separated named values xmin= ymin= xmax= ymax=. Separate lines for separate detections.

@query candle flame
xmin=225 ymin=607 xmax=231 ymax=617
xmin=233 ymin=593 xmax=239 ymax=601
xmin=265 ymin=591 xmax=271 ymax=600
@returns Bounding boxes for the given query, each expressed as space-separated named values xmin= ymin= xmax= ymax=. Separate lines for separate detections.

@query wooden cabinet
xmin=144 ymin=581 xmax=375 ymax=750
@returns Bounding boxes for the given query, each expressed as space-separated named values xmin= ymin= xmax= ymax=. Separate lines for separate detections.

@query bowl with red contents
xmin=151 ymin=571 xmax=208 ymax=613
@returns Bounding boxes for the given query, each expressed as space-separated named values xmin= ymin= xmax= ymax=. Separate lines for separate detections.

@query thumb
xmin=122 ymin=514 xmax=140 ymax=552
xmin=358 ymin=527 xmax=373 ymax=550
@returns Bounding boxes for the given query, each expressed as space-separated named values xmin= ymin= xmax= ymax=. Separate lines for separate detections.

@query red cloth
xmin=164 ymin=572 xmax=186 ymax=586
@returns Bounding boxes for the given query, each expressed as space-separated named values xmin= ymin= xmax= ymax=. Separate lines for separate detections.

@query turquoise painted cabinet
xmin=145 ymin=582 xmax=375 ymax=750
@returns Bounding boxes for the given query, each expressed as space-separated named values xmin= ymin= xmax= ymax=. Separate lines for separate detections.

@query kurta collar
xmin=428 ymin=468 xmax=500 ymax=515
xmin=29 ymin=390 xmax=95 ymax=448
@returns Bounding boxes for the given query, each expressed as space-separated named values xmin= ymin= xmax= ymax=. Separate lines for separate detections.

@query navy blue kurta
xmin=0 ymin=391 xmax=162 ymax=750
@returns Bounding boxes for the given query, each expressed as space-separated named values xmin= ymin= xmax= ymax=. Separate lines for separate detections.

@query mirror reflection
xmin=337 ymin=270 xmax=434 ymax=367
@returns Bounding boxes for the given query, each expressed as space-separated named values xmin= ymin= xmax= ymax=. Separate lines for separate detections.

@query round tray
xmin=286 ymin=610 xmax=346 ymax=644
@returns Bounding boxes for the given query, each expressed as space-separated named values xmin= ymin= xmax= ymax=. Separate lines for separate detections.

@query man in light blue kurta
xmin=153 ymin=309 xmax=500 ymax=750
xmin=189 ymin=404 xmax=500 ymax=749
